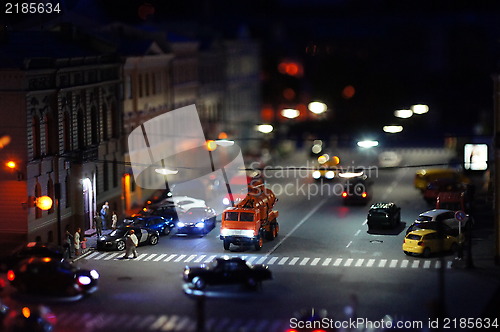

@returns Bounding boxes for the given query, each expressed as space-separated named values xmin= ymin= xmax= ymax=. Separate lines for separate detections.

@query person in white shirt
xmin=122 ymin=229 xmax=138 ymax=259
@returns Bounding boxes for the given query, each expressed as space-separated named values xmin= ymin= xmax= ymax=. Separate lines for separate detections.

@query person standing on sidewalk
xmin=64 ymin=226 xmax=74 ymax=259
xmin=111 ymin=211 xmax=118 ymax=230
xmin=100 ymin=201 xmax=110 ymax=230
xmin=122 ymin=229 xmax=138 ymax=259
xmin=93 ymin=212 xmax=103 ymax=237
xmin=74 ymin=228 xmax=82 ymax=256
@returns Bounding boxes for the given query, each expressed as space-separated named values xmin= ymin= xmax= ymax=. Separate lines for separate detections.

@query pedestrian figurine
xmin=122 ymin=229 xmax=138 ymax=259
xmin=101 ymin=201 xmax=110 ymax=230
xmin=111 ymin=211 xmax=118 ymax=230
xmin=74 ymin=228 xmax=81 ymax=256
xmin=64 ymin=227 xmax=74 ymax=259
xmin=93 ymin=212 xmax=103 ymax=237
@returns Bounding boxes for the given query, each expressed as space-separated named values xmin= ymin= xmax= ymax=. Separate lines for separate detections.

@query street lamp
xmin=256 ymin=124 xmax=274 ymax=134
xmin=281 ymin=108 xmax=300 ymax=119
xmin=411 ymin=104 xmax=429 ymax=114
xmin=394 ymin=109 xmax=413 ymax=119
xmin=383 ymin=125 xmax=403 ymax=134
xmin=308 ymin=101 xmax=327 ymax=115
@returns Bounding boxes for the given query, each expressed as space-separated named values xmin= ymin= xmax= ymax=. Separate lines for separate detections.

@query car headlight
xmin=90 ymin=269 xmax=100 ymax=279
xmin=312 ymin=170 xmax=321 ymax=179
xmin=222 ymin=197 xmax=230 ymax=205
xmin=325 ymin=171 xmax=335 ymax=179
xmin=241 ymin=229 xmax=255 ymax=237
xmin=77 ymin=275 xmax=92 ymax=286
xmin=177 ymin=222 xmax=185 ymax=227
xmin=99 ymin=236 xmax=106 ymax=241
xmin=195 ymin=222 xmax=205 ymax=228
xmin=220 ymin=229 xmax=229 ymax=236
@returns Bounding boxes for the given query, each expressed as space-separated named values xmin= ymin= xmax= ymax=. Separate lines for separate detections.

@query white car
xmin=151 ymin=195 xmax=208 ymax=213
xmin=406 ymin=209 xmax=472 ymax=239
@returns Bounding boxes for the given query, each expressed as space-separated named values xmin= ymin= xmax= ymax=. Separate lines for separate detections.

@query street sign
xmin=455 ymin=210 xmax=467 ymax=222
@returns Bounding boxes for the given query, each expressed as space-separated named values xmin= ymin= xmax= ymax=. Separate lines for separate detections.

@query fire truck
xmin=220 ymin=184 xmax=279 ymax=251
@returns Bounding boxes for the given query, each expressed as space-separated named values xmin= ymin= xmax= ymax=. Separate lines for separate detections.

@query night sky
xmin=3 ymin=0 xmax=500 ymax=143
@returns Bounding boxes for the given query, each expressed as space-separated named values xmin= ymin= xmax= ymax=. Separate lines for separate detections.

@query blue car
xmin=123 ymin=215 xmax=175 ymax=236
xmin=176 ymin=207 xmax=217 ymax=236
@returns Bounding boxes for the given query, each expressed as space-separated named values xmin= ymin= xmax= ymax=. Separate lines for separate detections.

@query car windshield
xmin=406 ymin=234 xmax=422 ymax=241
xmin=416 ymin=215 xmax=432 ymax=222
xmin=110 ymin=229 xmax=127 ymax=237
xmin=370 ymin=209 xmax=388 ymax=216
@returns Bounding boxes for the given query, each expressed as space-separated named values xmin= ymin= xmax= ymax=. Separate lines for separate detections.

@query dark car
xmin=123 ymin=215 xmax=175 ymax=236
xmin=423 ymin=178 xmax=471 ymax=204
xmin=0 ymin=242 xmax=65 ymax=272
xmin=176 ymin=207 xmax=217 ymax=236
xmin=366 ymin=202 xmax=401 ymax=230
xmin=96 ymin=226 xmax=159 ymax=251
xmin=341 ymin=177 xmax=371 ymax=205
xmin=7 ymin=257 xmax=99 ymax=300
xmin=183 ymin=256 xmax=272 ymax=290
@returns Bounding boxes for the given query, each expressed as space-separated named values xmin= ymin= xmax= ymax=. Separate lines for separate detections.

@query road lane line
xmin=103 ymin=252 xmax=120 ymax=260
xmin=265 ymin=198 xmax=328 ymax=257
xmin=136 ymin=253 xmax=148 ymax=260
xmin=435 ymin=260 xmax=441 ymax=269
xmin=355 ymin=259 xmax=364 ymax=267
xmin=412 ymin=260 xmax=420 ymax=268
xmin=310 ymin=258 xmax=321 ymax=266
xmin=193 ymin=255 xmax=206 ymax=263
xmin=288 ymin=257 xmax=299 ymax=265
xmin=322 ymin=258 xmax=332 ymax=266
xmin=267 ymin=257 xmax=279 ymax=265
xmin=165 ymin=254 xmax=177 ymax=262
xmin=354 ymin=230 xmax=361 ymax=236
xmin=246 ymin=256 xmax=257 ymax=264
xmin=333 ymin=258 xmax=343 ymax=266
xmin=184 ymin=255 xmax=197 ymax=263
xmin=204 ymin=255 xmax=216 ymax=263
xmin=154 ymin=254 xmax=167 ymax=261
xmin=401 ymin=260 xmax=409 ymax=268
xmin=85 ymin=251 xmax=101 ymax=259
xmin=346 ymin=241 xmax=352 ymax=248
xmin=277 ymin=257 xmax=289 ymax=265
xmin=366 ymin=259 xmax=375 ymax=267
xmin=378 ymin=259 xmax=387 ymax=267
xmin=299 ymin=257 xmax=310 ymax=265
xmin=389 ymin=260 xmax=398 ymax=268
xmin=423 ymin=260 xmax=431 ymax=269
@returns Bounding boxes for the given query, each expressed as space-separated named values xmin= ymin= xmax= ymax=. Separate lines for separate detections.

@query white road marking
xmin=310 ymin=258 xmax=321 ymax=266
xmin=277 ymin=257 xmax=289 ymax=265
xmin=389 ymin=260 xmax=398 ymax=268
xmin=346 ymin=241 xmax=353 ymax=248
xmin=423 ymin=260 xmax=431 ymax=269
xmin=378 ymin=259 xmax=387 ymax=267
xmin=354 ymin=230 xmax=361 ymax=236
xmin=355 ymin=259 xmax=364 ymax=267
xmin=154 ymin=254 xmax=167 ymax=261
xmin=299 ymin=257 xmax=310 ymax=265
xmin=193 ymin=255 xmax=206 ymax=263
xmin=401 ymin=260 xmax=409 ymax=268
xmin=322 ymin=258 xmax=332 ymax=266
xmin=333 ymin=258 xmax=343 ymax=266
xmin=174 ymin=254 xmax=186 ymax=262
xmin=143 ymin=254 xmax=157 ymax=261
xmin=165 ymin=254 xmax=177 ymax=262
xmin=344 ymin=258 xmax=353 ymax=267
xmin=267 ymin=257 xmax=279 ymax=265
xmin=412 ymin=260 xmax=420 ymax=268
xmin=366 ymin=259 xmax=375 ymax=267
xmin=289 ymin=257 xmax=300 ymax=265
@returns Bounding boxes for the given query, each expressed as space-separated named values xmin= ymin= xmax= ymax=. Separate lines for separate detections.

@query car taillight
xmin=7 ymin=270 xmax=15 ymax=281
xmin=417 ymin=241 xmax=424 ymax=246
xmin=77 ymin=275 xmax=92 ymax=286
xmin=361 ymin=192 xmax=367 ymax=198
xmin=342 ymin=192 xmax=348 ymax=198
xmin=403 ymin=239 xmax=406 ymax=243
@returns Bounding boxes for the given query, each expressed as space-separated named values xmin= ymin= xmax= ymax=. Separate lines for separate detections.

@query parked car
xmin=403 ymin=229 xmax=459 ymax=257
xmin=422 ymin=178 xmax=470 ymax=204
xmin=414 ymin=168 xmax=469 ymax=192
xmin=0 ymin=242 xmax=65 ymax=272
xmin=366 ymin=202 xmax=401 ymax=230
xmin=96 ymin=226 xmax=159 ymax=251
xmin=176 ymin=207 xmax=217 ymax=236
xmin=183 ymin=256 xmax=272 ymax=290
xmin=406 ymin=209 xmax=471 ymax=237
xmin=7 ymin=257 xmax=99 ymax=300
xmin=436 ymin=191 xmax=469 ymax=212
xmin=123 ymin=215 xmax=175 ymax=236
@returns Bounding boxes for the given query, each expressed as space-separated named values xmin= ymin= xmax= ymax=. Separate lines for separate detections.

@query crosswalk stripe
xmin=86 ymin=251 xmax=101 ymax=259
xmin=246 ymin=256 xmax=257 ymax=264
xmin=184 ymin=255 xmax=197 ymax=263
xmin=310 ymin=258 xmax=320 ymax=266
xmin=289 ymin=257 xmax=300 ymax=265
xmin=165 ymin=254 xmax=177 ymax=262
xmin=389 ymin=259 xmax=398 ymax=268
xmin=136 ymin=314 xmax=157 ymax=330
xmin=344 ymin=258 xmax=353 ymax=267
xmin=267 ymin=257 xmax=278 ymax=265
xmin=355 ymin=259 xmax=364 ymax=267
xmin=401 ymin=260 xmax=409 ymax=268
xmin=423 ymin=260 xmax=431 ymax=269
xmin=193 ymin=254 xmax=206 ymax=263
xmin=161 ymin=314 xmax=179 ymax=331
xmin=278 ymin=257 xmax=289 ymax=265
xmin=256 ymin=256 xmax=267 ymax=264
xmin=150 ymin=315 xmax=169 ymax=329
xmin=144 ymin=254 xmax=157 ymax=261
xmin=412 ymin=260 xmax=420 ymax=268
xmin=322 ymin=258 xmax=332 ymax=266
xmin=136 ymin=253 xmax=148 ymax=260
xmin=154 ymin=254 xmax=168 ymax=261
xmin=447 ymin=260 xmax=453 ymax=269
xmin=94 ymin=252 xmax=108 ymax=260
xmin=205 ymin=255 xmax=216 ymax=263
xmin=174 ymin=254 xmax=187 ymax=262
xmin=299 ymin=257 xmax=310 ymax=265
xmin=333 ymin=258 xmax=342 ymax=266
xmin=103 ymin=252 xmax=120 ymax=260
xmin=175 ymin=316 xmax=192 ymax=331
xmin=435 ymin=260 xmax=441 ymax=269
xmin=378 ymin=259 xmax=387 ymax=267
xmin=367 ymin=259 xmax=375 ymax=267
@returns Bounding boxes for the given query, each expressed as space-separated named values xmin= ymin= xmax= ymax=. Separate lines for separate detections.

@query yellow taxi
xmin=414 ymin=168 xmax=469 ymax=191
xmin=402 ymin=229 xmax=459 ymax=257
xmin=312 ymin=154 xmax=340 ymax=180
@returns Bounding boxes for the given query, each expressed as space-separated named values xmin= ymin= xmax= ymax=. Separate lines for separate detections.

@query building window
xmin=102 ymin=104 xmax=109 ymax=140
xmin=125 ymin=75 xmax=132 ymax=99
xmin=32 ymin=116 xmax=41 ymax=159
xmin=103 ymin=161 xmax=109 ymax=191
xmin=91 ymin=107 xmax=98 ymax=145
xmin=145 ymin=73 xmax=150 ymax=96
xmin=77 ymin=109 xmax=85 ymax=149
xmin=63 ymin=112 xmax=71 ymax=152
xmin=35 ymin=183 xmax=42 ymax=219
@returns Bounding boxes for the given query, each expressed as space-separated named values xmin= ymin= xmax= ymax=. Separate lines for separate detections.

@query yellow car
xmin=402 ymin=229 xmax=459 ymax=257
xmin=312 ymin=154 xmax=340 ymax=180
xmin=414 ymin=168 xmax=469 ymax=192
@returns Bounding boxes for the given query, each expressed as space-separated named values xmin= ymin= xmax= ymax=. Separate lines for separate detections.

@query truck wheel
xmin=223 ymin=240 xmax=230 ymax=250
xmin=254 ymin=236 xmax=263 ymax=251
xmin=272 ymin=222 xmax=279 ymax=238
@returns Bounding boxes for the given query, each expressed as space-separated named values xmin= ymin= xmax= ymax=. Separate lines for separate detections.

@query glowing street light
xmin=6 ymin=160 xmax=16 ymax=169
xmin=256 ymin=124 xmax=274 ymax=134
xmin=394 ymin=109 xmax=413 ymax=119
xmin=308 ymin=101 xmax=327 ymax=114
xmin=357 ymin=140 xmax=379 ymax=148
xmin=35 ymin=196 xmax=53 ymax=211
xmin=154 ymin=168 xmax=179 ymax=175
xmin=281 ymin=108 xmax=300 ymax=119
xmin=411 ymin=104 xmax=429 ymax=114
xmin=383 ymin=125 xmax=404 ymax=134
